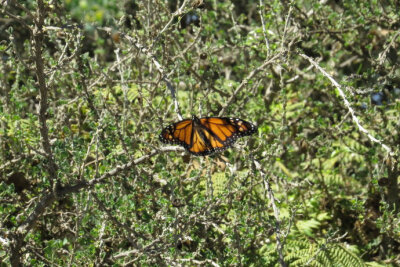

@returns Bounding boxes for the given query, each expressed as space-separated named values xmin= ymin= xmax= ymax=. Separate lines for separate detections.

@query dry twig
xmin=300 ymin=53 xmax=394 ymax=157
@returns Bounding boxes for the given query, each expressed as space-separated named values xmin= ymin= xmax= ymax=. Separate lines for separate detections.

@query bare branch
xmin=254 ymin=160 xmax=287 ymax=267
xmin=259 ymin=0 xmax=270 ymax=56
xmin=32 ymin=0 xmax=59 ymax=186
xmin=300 ymin=53 xmax=395 ymax=157
xmin=377 ymin=29 xmax=400 ymax=66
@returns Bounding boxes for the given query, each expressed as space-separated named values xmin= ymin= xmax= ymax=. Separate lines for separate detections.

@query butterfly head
xmin=192 ymin=115 xmax=200 ymax=122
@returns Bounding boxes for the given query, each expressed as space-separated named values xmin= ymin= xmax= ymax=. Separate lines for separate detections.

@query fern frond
xmin=260 ymin=237 xmax=366 ymax=267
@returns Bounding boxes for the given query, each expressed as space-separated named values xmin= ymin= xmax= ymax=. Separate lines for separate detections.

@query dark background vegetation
xmin=1 ymin=0 xmax=400 ymax=266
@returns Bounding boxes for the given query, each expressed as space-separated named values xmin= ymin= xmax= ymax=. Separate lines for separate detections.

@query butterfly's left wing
xmin=159 ymin=119 xmax=193 ymax=150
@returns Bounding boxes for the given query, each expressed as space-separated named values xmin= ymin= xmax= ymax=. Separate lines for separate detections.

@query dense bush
xmin=1 ymin=0 xmax=399 ymax=266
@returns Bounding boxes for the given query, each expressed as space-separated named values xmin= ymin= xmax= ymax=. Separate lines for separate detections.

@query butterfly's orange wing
xmin=160 ymin=116 xmax=257 ymax=156
xmin=160 ymin=119 xmax=193 ymax=150
xmin=195 ymin=117 xmax=256 ymax=154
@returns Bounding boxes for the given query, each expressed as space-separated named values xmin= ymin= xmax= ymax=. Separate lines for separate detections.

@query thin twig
xmin=6 ymin=0 xmax=35 ymax=20
xmin=26 ymin=245 xmax=63 ymax=267
xmin=300 ymin=53 xmax=394 ymax=157
xmin=377 ymin=29 xmax=400 ymax=66
xmin=152 ymin=0 xmax=190 ymax=48
xmin=254 ymin=160 xmax=287 ymax=267
xmin=92 ymin=193 xmax=145 ymax=247
xmin=115 ymin=48 xmax=129 ymax=135
xmin=100 ymin=27 xmax=183 ymax=120
xmin=169 ymin=258 xmax=220 ymax=267
xmin=218 ymin=53 xmax=281 ymax=116
xmin=259 ymin=0 xmax=270 ymax=56
xmin=280 ymin=2 xmax=293 ymax=53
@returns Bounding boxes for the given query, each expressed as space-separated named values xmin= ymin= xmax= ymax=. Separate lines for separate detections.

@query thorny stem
xmin=33 ymin=0 xmax=59 ymax=187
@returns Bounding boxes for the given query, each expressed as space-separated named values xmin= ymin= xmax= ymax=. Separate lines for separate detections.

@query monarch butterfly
xmin=159 ymin=115 xmax=257 ymax=156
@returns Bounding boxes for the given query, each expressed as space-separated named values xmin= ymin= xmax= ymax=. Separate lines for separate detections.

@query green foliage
xmin=1 ymin=0 xmax=400 ymax=266
xmin=260 ymin=238 xmax=366 ymax=267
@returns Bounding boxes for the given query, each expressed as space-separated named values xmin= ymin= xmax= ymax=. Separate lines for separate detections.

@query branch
xmin=254 ymin=160 xmax=287 ymax=267
xmin=168 ymin=258 xmax=220 ymax=267
xmin=258 ymin=0 xmax=270 ymax=56
xmin=9 ymin=1 xmax=58 ymax=265
xmin=152 ymin=0 xmax=190 ymax=46
xmin=11 ymin=146 xmax=183 ymax=265
xmin=300 ymin=53 xmax=395 ymax=157
xmin=377 ymin=29 xmax=400 ymax=66
xmin=100 ymin=27 xmax=183 ymax=120
xmin=92 ymin=193 xmax=146 ymax=247
xmin=32 ymin=0 xmax=59 ymax=186
xmin=17 ymin=147 xmax=183 ymax=232
xmin=218 ymin=53 xmax=281 ymax=116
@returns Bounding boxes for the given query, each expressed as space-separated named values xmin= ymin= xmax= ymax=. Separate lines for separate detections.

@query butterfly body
xmin=160 ymin=115 xmax=257 ymax=156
